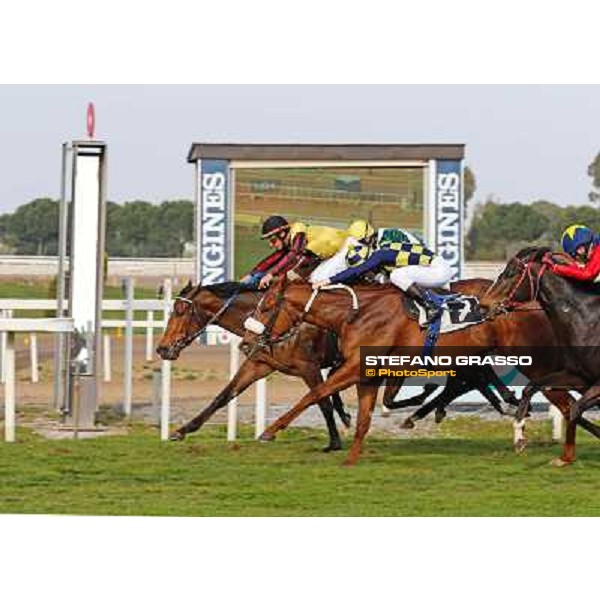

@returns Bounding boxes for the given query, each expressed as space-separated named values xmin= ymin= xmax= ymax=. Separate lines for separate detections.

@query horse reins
xmin=487 ymin=254 xmax=549 ymax=318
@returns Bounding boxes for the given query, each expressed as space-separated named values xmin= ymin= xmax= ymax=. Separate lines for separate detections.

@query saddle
xmin=404 ymin=290 xmax=485 ymax=333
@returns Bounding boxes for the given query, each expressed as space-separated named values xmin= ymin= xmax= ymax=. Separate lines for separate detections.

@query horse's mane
xmin=514 ymin=246 xmax=553 ymax=262
xmin=175 ymin=281 xmax=259 ymax=300
xmin=203 ymin=282 xmax=254 ymax=298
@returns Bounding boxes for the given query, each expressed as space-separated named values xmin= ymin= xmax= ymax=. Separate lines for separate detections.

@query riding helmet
xmin=261 ymin=215 xmax=290 ymax=239
xmin=347 ymin=219 xmax=375 ymax=242
xmin=561 ymin=224 xmax=594 ymax=256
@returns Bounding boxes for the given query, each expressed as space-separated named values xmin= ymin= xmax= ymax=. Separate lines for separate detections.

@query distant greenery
xmin=467 ymin=198 xmax=600 ymax=260
xmin=0 ymin=198 xmax=194 ymax=258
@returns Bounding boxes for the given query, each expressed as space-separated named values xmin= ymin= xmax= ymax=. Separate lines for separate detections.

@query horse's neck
xmin=538 ymin=273 xmax=600 ymax=344
xmin=200 ymin=291 xmax=259 ymax=337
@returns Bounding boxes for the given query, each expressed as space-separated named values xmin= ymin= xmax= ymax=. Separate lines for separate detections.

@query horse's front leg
xmin=170 ymin=359 xmax=274 ymax=440
xmin=300 ymin=366 xmax=344 ymax=453
xmin=344 ymin=385 xmax=379 ymax=466
xmin=259 ymin=359 xmax=361 ymax=441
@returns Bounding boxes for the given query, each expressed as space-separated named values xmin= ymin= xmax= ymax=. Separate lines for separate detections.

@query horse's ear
xmin=178 ymin=280 xmax=194 ymax=296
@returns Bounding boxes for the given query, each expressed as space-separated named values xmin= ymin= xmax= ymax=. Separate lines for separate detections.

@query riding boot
xmin=405 ymin=283 xmax=442 ymax=327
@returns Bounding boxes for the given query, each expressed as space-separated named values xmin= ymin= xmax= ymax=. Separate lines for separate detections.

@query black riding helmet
xmin=261 ymin=215 xmax=290 ymax=239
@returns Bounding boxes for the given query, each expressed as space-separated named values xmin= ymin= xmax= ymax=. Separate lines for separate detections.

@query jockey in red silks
xmin=549 ymin=224 xmax=600 ymax=282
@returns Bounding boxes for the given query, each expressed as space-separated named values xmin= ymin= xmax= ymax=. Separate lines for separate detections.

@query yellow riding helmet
xmin=347 ymin=219 xmax=375 ymax=242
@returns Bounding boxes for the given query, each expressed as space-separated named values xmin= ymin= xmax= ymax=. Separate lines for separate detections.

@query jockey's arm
xmin=329 ymin=249 xmax=397 ymax=284
xmin=552 ymin=245 xmax=600 ymax=281
xmin=270 ymin=232 xmax=307 ymax=276
xmin=249 ymin=249 xmax=288 ymax=275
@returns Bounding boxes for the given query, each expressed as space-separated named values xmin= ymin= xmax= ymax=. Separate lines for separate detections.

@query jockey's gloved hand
xmin=312 ymin=279 xmax=331 ymax=290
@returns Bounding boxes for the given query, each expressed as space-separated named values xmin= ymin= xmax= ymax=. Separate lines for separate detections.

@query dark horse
xmin=481 ymin=247 xmax=600 ymax=463
xmin=156 ymin=281 xmax=350 ymax=452
xmin=383 ymin=277 xmax=600 ymax=464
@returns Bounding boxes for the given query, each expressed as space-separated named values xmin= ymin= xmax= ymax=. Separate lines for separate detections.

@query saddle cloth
xmin=405 ymin=293 xmax=485 ymax=332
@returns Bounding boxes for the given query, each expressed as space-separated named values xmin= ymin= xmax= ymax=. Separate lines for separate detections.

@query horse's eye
xmin=173 ymin=300 xmax=189 ymax=316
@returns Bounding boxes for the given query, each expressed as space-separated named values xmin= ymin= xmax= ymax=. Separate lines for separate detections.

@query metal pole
xmin=160 ymin=279 xmax=172 ymax=441
xmin=54 ymin=142 xmax=70 ymax=410
xmin=4 ymin=331 xmax=15 ymax=442
xmin=123 ymin=277 xmax=134 ymax=416
xmin=255 ymin=377 xmax=267 ymax=438
xmin=146 ymin=310 xmax=154 ymax=361
xmin=30 ymin=333 xmax=39 ymax=383
xmin=227 ymin=335 xmax=240 ymax=441
xmin=103 ymin=333 xmax=112 ymax=382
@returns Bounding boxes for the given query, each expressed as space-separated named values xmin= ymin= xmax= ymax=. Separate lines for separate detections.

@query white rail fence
xmin=0 ymin=283 xmax=267 ymax=442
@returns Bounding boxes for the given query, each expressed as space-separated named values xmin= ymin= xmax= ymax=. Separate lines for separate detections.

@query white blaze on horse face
xmin=244 ymin=317 xmax=265 ymax=335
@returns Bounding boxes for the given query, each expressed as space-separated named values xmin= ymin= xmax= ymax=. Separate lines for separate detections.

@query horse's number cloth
xmin=414 ymin=295 xmax=484 ymax=332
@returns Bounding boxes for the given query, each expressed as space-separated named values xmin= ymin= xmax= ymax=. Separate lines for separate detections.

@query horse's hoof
xmin=434 ymin=410 xmax=447 ymax=424
xmin=340 ymin=412 xmax=352 ymax=428
xmin=323 ymin=441 xmax=343 ymax=453
xmin=258 ymin=431 xmax=276 ymax=442
xmin=169 ymin=430 xmax=185 ymax=442
xmin=514 ymin=439 xmax=528 ymax=454
xmin=400 ymin=418 xmax=415 ymax=430
xmin=550 ymin=457 xmax=573 ymax=468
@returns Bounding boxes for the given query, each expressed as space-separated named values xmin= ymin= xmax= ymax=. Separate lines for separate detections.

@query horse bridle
xmin=244 ymin=289 xmax=304 ymax=358
xmin=486 ymin=253 xmax=549 ymax=318
xmin=170 ymin=291 xmax=239 ymax=353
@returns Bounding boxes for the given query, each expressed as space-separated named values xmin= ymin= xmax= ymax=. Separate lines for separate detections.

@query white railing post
xmin=4 ymin=331 xmax=16 ymax=442
xmin=30 ymin=333 xmax=39 ymax=383
xmin=160 ymin=279 xmax=172 ymax=441
xmin=227 ymin=335 xmax=240 ymax=441
xmin=123 ymin=278 xmax=134 ymax=416
xmin=146 ymin=310 xmax=154 ymax=361
xmin=103 ymin=333 xmax=112 ymax=383
xmin=255 ymin=377 xmax=267 ymax=438
xmin=549 ymin=404 xmax=564 ymax=442
xmin=0 ymin=309 xmax=7 ymax=384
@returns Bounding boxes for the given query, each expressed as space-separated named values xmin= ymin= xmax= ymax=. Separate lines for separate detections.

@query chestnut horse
xmin=243 ymin=281 xmax=518 ymax=465
xmin=245 ymin=277 xmax=600 ymax=465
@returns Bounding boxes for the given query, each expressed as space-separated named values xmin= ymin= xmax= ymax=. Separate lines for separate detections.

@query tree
xmin=588 ymin=152 xmax=600 ymax=204
xmin=464 ymin=165 xmax=477 ymax=208
xmin=466 ymin=200 xmax=550 ymax=260
xmin=2 ymin=198 xmax=59 ymax=255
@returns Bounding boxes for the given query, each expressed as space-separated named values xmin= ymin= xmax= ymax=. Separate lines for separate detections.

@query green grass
xmin=1 ymin=418 xmax=600 ymax=516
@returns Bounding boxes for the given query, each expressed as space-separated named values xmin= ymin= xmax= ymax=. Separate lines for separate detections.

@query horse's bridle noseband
xmin=170 ymin=291 xmax=239 ymax=353
xmin=487 ymin=253 xmax=549 ymax=318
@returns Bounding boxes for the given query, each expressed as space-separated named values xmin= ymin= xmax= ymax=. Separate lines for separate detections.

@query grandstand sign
xmin=433 ymin=160 xmax=463 ymax=280
xmin=196 ymin=159 xmax=232 ymax=284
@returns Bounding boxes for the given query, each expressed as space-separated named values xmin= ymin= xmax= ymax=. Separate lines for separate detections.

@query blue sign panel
xmin=435 ymin=160 xmax=463 ymax=281
xmin=197 ymin=159 xmax=231 ymax=284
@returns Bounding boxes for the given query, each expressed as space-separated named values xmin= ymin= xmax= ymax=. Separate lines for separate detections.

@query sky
xmin=0 ymin=84 xmax=598 ymax=213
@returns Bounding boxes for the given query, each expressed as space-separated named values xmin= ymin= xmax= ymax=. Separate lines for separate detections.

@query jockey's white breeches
xmin=389 ymin=256 xmax=453 ymax=291
xmin=308 ymin=238 xmax=354 ymax=283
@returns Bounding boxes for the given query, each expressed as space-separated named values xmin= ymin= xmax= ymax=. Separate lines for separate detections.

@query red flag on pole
xmin=87 ymin=102 xmax=95 ymax=139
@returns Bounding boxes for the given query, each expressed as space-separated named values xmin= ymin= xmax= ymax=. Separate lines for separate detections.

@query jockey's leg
xmin=390 ymin=257 xmax=452 ymax=326
xmin=308 ymin=238 xmax=353 ymax=283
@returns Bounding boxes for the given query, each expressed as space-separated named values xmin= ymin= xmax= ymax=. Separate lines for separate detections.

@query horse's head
xmin=480 ymin=247 xmax=555 ymax=315
xmin=156 ymin=281 xmax=210 ymax=360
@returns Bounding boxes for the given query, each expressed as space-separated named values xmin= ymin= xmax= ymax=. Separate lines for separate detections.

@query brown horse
xmin=156 ymin=281 xmax=350 ymax=451
xmin=245 ymin=277 xmax=600 ymax=465
xmin=243 ymin=280 xmax=515 ymax=465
